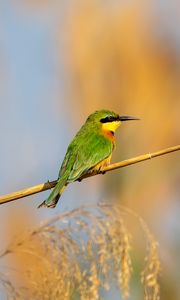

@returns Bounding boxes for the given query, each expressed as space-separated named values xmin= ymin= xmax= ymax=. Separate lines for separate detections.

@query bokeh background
xmin=0 ymin=0 xmax=180 ymax=299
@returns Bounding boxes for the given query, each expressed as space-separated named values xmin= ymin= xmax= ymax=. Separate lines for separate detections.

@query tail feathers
xmin=38 ymin=177 xmax=67 ymax=209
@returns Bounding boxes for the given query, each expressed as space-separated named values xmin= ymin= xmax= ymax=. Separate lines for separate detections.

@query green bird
xmin=38 ymin=110 xmax=139 ymax=208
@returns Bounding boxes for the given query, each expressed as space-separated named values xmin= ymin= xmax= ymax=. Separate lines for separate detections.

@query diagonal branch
xmin=0 ymin=145 xmax=179 ymax=206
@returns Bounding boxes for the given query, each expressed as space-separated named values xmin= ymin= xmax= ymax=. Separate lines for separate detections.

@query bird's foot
xmin=101 ymin=171 xmax=106 ymax=175
xmin=46 ymin=180 xmax=52 ymax=189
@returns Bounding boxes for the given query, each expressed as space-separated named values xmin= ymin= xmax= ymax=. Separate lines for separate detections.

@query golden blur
xmin=65 ymin=1 xmax=180 ymax=130
xmin=64 ymin=1 xmax=179 ymax=210
xmin=63 ymin=2 xmax=180 ymax=299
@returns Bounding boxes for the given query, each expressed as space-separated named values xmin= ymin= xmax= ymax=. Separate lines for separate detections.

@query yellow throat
xmin=102 ymin=120 xmax=121 ymax=134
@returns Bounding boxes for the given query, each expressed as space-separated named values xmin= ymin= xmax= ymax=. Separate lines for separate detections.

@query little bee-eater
xmin=38 ymin=110 xmax=139 ymax=208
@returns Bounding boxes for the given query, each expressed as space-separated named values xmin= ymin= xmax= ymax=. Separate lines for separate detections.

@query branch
xmin=0 ymin=145 xmax=179 ymax=206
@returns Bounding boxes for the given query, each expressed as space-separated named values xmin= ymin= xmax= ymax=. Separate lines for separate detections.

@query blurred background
xmin=0 ymin=0 xmax=179 ymax=299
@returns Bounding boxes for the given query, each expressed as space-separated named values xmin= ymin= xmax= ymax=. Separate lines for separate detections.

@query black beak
xmin=118 ymin=116 xmax=140 ymax=121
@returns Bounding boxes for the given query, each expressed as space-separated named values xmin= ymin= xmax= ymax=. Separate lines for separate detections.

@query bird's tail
xmin=37 ymin=176 xmax=67 ymax=209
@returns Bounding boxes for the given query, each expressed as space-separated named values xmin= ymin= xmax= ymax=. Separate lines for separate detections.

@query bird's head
xmin=86 ymin=110 xmax=139 ymax=136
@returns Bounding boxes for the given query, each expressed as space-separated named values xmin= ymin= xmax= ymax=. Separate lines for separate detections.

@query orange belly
xmin=92 ymin=154 xmax=112 ymax=172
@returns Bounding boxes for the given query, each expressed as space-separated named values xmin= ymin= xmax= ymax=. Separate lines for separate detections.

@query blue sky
xmin=0 ymin=2 xmax=66 ymax=193
xmin=0 ymin=1 xmax=105 ymax=228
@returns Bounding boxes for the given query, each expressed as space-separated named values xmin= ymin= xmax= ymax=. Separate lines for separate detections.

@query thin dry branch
xmin=0 ymin=145 xmax=179 ymax=205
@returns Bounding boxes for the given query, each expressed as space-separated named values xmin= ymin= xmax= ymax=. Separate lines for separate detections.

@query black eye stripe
xmin=100 ymin=116 xmax=119 ymax=123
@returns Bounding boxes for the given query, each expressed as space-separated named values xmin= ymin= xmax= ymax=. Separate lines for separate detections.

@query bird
xmin=38 ymin=110 xmax=139 ymax=208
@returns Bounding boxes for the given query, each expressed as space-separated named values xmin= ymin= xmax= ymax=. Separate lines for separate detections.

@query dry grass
xmin=0 ymin=271 xmax=21 ymax=300
xmin=0 ymin=203 xmax=160 ymax=299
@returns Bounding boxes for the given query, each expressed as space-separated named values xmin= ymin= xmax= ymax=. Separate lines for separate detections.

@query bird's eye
xmin=100 ymin=116 xmax=117 ymax=123
xmin=109 ymin=116 xmax=114 ymax=121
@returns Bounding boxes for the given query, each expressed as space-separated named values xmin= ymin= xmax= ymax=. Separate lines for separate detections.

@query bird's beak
xmin=118 ymin=116 xmax=140 ymax=121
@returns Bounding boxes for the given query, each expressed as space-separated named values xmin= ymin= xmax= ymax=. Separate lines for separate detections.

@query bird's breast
xmin=101 ymin=128 xmax=115 ymax=142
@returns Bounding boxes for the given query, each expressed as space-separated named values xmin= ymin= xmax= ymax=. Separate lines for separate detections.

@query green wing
xmin=59 ymin=130 xmax=113 ymax=182
xmin=58 ymin=149 xmax=72 ymax=178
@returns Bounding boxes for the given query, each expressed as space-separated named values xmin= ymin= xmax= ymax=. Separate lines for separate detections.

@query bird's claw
xmin=46 ymin=180 xmax=52 ymax=189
